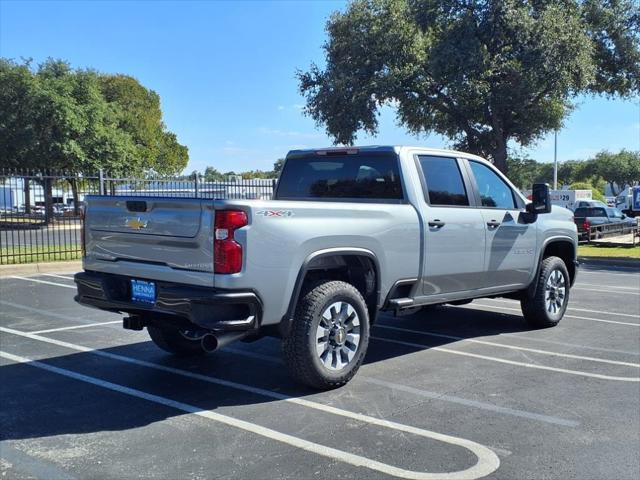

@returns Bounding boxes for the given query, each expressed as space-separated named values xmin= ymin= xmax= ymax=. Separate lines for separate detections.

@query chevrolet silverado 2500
xmin=75 ymin=146 xmax=579 ymax=389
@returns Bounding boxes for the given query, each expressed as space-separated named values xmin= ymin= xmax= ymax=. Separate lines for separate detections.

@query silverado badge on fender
xmin=125 ymin=217 xmax=148 ymax=230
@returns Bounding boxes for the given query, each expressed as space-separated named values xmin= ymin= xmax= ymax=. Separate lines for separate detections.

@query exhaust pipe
xmin=201 ymin=331 xmax=250 ymax=353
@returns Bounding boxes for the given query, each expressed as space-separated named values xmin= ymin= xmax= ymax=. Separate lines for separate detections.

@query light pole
xmin=553 ymin=130 xmax=558 ymax=190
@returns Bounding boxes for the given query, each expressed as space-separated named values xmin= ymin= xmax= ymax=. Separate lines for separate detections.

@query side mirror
xmin=528 ymin=183 xmax=552 ymax=214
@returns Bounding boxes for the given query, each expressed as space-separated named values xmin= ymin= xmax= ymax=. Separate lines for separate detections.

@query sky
xmin=1 ymin=0 xmax=638 ymax=174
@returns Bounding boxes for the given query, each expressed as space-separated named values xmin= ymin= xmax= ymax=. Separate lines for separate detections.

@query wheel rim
xmin=545 ymin=269 xmax=566 ymax=315
xmin=316 ymin=301 xmax=361 ymax=371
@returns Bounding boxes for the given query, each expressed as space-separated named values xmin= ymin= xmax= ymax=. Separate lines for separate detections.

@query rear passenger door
xmin=465 ymin=160 xmax=537 ymax=288
xmin=416 ymin=155 xmax=487 ymax=295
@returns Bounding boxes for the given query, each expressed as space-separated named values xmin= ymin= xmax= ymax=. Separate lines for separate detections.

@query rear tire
xmin=283 ymin=280 xmax=370 ymax=390
xmin=147 ymin=326 xmax=209 ymax=357
xmin=521 ymin=256 xmax=570 ymax=328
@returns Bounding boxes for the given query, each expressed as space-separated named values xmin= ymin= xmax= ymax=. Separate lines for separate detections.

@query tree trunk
xmin=23 ymin=177 xmax=31 ymax=214
xmin=44 ymin=177 xmax=54 ymax=226
xmin=492 ymin=140 xmax=508 ymax=175
xmin=70 ymin=177 xmax=80 ymax=215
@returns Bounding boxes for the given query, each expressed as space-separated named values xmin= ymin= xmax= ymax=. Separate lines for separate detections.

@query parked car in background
xmin=574 ymin=206 xmax=637 ymax=240
xmin=573 ymin=200 xmax=607 ymax=210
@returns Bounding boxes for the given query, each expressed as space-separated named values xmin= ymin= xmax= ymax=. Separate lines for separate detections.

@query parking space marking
xmin=42 ymin=273 xmax=76 ymax=281
xmin=31 ymin=320 xmax=121 ymax=334
xmin=0 ymin=327 xmax=500 ymax=480
xmin=375 ymin=325 xmax=640 ymax=367
xmin=482 ymin=299 xmax=640 ymax=319
xmin=358 ymin=378 xmax=580 ymax=427
xmin=577 ymin=282 xmax=640 ymax=291
xmin=573 ymin=285 xmax=640 ymax=296
xmin=222 ymin=347 xmax=581 ymax=428
xmin=470 ymin=303 xmax=640 ymax=327
xmin=369 ymin=336 xmax=640 ymax=382
xmin=9 ymin=276 xmax=75 ymax=289
xmin=495 ymin=333 xmax=640 ymax=356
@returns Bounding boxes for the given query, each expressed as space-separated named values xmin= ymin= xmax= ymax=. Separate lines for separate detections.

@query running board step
xmin=388 ymin=298 xmax=414 ymax=309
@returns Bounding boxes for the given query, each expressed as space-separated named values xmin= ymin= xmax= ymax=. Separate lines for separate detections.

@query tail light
xmin=583 ymin=220 xmax=591 ymax=231
xmin=214 ymin=210 xmax=248 ymax=274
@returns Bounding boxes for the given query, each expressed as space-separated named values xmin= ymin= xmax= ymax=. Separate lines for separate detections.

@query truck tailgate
xmin=84 ymin=196 xmax=214 ymax=273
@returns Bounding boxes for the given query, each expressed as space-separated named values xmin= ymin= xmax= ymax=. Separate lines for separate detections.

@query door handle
xmin=487 ymin=220 xmax=501 ymax=229
xmin=428 ymin=219 xmax=445 ymax=228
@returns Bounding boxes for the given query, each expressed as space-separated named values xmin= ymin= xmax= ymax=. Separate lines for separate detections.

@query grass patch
xmin=0 ymin=245 xmax=81 ymax=265
xmin=578 ymin=244 xmax=640 ymax=260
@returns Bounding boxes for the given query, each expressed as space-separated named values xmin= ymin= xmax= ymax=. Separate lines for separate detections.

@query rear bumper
xmin=74 ymin=270 xmax=261 ymax=332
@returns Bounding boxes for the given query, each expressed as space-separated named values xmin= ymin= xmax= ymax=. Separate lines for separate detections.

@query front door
xmin=417 ymin=155 xmax=486 ymax=295
xmin=466 ymin=160 xmax=537 ymax=288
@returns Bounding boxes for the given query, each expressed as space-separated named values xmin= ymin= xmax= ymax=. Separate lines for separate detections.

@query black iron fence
xmin=0 ymin=169 xmax=276 ymax=265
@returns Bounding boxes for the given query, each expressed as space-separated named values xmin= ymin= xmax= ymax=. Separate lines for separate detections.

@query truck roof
xmin=286 ymin=145 xmax=487 ymax=162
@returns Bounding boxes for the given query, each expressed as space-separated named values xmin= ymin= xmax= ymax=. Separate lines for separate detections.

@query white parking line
xmin=32 ymin=320 xmax=121 ymax=334
xmin=0 ymin=295 xmax=584 ymax=428
xmin=0 ymin=327 xmax=500 ymax=480
xmin=470 ymin=303 xmax=639 ymax=327
xmin=41 ymin=273 xmax=76 ymax=281
xmin=369 ymin=336 xmax=640 ymax=382
xmin=577 ymin=282 xmax=640 ymax=291
xmin=222 ymin=347 xmax=581 ymax=428
xmin=9 ymin=276 xmax=75 ymax=289
xmin=481 ymin=298 xmax=640 ymax=319
xmin=574 ymin=286 xmax=640 ymax=296
xmin=374 ymin=325 xmax=640 ymax=368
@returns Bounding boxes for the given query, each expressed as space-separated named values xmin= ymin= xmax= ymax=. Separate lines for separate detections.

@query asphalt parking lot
xmin=1 ymin=264 xmax=639 ymax=480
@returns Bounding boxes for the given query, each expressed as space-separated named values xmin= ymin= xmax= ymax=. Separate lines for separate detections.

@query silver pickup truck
xmin=75 ymin=146 xmax=578 ymax=389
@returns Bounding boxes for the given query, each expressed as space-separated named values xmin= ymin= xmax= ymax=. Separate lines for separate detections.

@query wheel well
xmin=542 ymin=240 xmax=576 ymax=284
xmin=280 ymin=253 xmax=379 ymax=336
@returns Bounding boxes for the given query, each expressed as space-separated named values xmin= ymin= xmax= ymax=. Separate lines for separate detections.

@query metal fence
xmin=584 ymin=220 xmax=640 ymax=246
xmin=0 ymin=169 xmax=276 ymax=265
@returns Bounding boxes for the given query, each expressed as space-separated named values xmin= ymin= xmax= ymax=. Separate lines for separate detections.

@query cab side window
xmin=469 ymin=161 xmax=516 ymax=209
xmin=418 ymin=156 xmax=469 ymax=206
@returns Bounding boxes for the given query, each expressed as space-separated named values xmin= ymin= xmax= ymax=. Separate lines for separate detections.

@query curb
xmin=0 ymin=260 xmax=82 ymax=277
xmin=578 ymin=257 xmax=640 ymax=269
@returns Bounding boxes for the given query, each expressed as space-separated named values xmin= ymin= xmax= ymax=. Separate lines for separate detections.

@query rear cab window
xmin=275 ymin=152 xmax=403 ymax=202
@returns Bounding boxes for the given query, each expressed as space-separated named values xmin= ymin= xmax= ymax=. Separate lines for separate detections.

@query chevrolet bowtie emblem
xmin=125 ymin=217 xmax=148 ymax=230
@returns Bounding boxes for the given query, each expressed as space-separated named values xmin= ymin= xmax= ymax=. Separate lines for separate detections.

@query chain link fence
xmin=0 ymin=169 xmax=276 ymax=265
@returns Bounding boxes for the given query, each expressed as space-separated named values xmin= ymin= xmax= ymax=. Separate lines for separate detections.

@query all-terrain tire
xmin=147 ymin=326 xmax=209 ymax=357
xmin=521 ymin=256 xmax=570 ymax=329
xmin=283 ymin=280 xmax=370 ymax=390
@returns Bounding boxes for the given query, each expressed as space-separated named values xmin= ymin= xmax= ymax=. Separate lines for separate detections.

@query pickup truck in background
xmin=573 ymin=205 xmax=637 ymax=240
xmin=75 ymin=146 xmax=578 ymax=389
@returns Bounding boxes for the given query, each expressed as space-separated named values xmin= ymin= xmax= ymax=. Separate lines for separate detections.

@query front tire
xmin=283 ymin=280 xmax=370 ymax=390
xmin=147 ymin=325 xmax=209 ymax=357
xmin=521 ymin=256 xmax=570 ymax=328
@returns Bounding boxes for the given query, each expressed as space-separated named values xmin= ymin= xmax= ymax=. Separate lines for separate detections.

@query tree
xmin=0 ymin=58 xmax=188 ymax=176
xmin=272 ymin=158 xmax=285 ymax=176
xmin=570 ymin=181 xmax=606 ymax=202
xmin=299 ymin=0 xmax=640 ymax=173
xmin=98 ymin=74 xmax=188 ymax=175
xmin=203 ymin=167 xmax=224 ymax=181
xmin=591 ymin=150 xmax=634 ymax=195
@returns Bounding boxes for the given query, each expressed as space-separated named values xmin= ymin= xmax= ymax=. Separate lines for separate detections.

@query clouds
xmin=276 ymin=103 xmax=304 ymax=111
xmin=257 ymin=126 xmax=324 ymax=140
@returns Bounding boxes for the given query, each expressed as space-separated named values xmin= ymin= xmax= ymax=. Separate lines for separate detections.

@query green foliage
xmin=273 ymin=158 xmax=285 ymax=176
xmin=299 ymin=0 xmax=640 ymax=173
xmin=569 ymin=182 xmax=606 ymax=202
xmin=0 ymin=58 xmax=188 ymax=175
xmin=590 ymin=150 xmax=640 ymax=195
